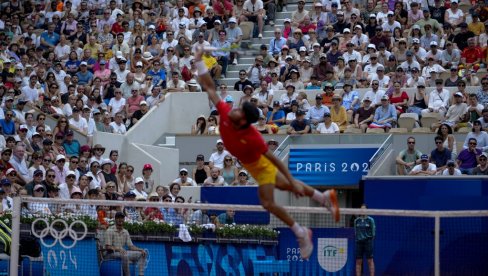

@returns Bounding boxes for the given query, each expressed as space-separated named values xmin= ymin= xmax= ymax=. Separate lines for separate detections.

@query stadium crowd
xmin=0 ymin=0 xmax=486 ymax=216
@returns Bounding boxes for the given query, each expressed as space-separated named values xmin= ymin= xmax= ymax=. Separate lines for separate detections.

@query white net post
xmin=434 ymin=215 xmax=440 ymax=276
xmin=10 ymin=196 xmax=21 ymax=276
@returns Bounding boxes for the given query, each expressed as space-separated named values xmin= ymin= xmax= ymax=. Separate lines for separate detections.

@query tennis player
xmin=194 ymin=47 xmax=340 ymax=260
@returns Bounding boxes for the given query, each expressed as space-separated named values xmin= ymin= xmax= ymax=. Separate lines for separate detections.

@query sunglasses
xmin=107 ymin=186 xmax=115 ymax=188
xmin=469 ymin=142 xmax=477 ymax=145
xmin=239 ymin=173 xmax=247 ymax=176
xmin=47 ymin=175 xmax=55 ymax=178
xmin=164 ymin=199 xmax=172 ymax=202
xmin=180 ymin=172 xmax=188 ymax=175
xmin=408 ymin=142 xmax=415 ymax=144
xmin=150 ymin=198 xmax=159 ymax=202
xmin=35 ymin=189 xmax=45 ymax=192
xmin=127 ymin=169 xmax=134 ymax=173
xmin=9 ymin=172 xmax=17 ymax=176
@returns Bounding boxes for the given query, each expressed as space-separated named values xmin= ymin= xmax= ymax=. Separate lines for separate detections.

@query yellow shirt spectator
xmin=330 ymin=96 xmax=348 ymax=132
xmin=468 ymin=21 xmax=485 ymax=36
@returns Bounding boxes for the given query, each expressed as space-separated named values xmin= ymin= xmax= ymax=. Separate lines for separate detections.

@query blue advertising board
xmin=288 ymin=146 xmax=378 ymax=186
xmin=277 ymin=227 xmax=355 ymax=275
xmin=364 ymin=178 xmax=488 ymax=275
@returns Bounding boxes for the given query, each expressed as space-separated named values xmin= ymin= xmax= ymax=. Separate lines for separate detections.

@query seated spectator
xmin=145 ymin=193 xmax=164 ymax=221
xmin=306 ymin=94 xmax=330 ymax=130
xmin=352 ymin=97 xmax=375 ymax=133
xmin=330 ymin=94 xmax=348 ymax=132
xmin=314 ymin=113 xmax=339 ymax=134
xmin=442 ymin=160 xmax=462 ymax=176
xmin=267 ymin=101 xmax=286 ymax=128
xmin=457 ymin=138 xmax=482 ymax=175
xmin=463 ymin=121 xmax=488 ymax=151
xmin=216 ymin=209 xmax=235 ymax=226
xmin=255 ymin=115 xmax=273 ymax=134
xmin=396 ymin=137 xmax=422 ymax=175
xmin=431 ymin=92 xmax=467 ymax=131
xmin=233 ymin=169 xmax=255 ymax=186
xmin=437 ymin=123 xmax=457 ymax=159
xmin=203 ymin=167 xmax=225 ymax=186
xmin=409 ymin=154 xmax=437 ymax=176
xmin=421 ymin=79 xmax=450 ymax=117
xmin=369 ymin=95 xmax=397 ymax=132
xmin=174 ymin=168 xmax=197 ymax=186
xmin=234 ymin=69 xmax=253 ymax=91
xmin=191 ymin=115 xmax=208 ymax=135
xmin=472 ymin=153 xmax=488 ymax=175
xmin=430 ymin=136 xmax=452 ymax=175
xmin=109 ymin=113 xmax=127 ymax=135
xmin=132 ymin=177 xmax=148 ymax=199
xmin=287 ymin=110 xmax=311 ymax=134
xmin=166 ymin=71 xmax=188 ymax=92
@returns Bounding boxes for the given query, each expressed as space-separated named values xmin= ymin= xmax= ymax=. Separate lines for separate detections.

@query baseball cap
xmin=67 ymin=170 xmax=76 ymax=177
xmin=143 ymin=163 xmax=153 ymax=170
xmin=224 ymin=95 xmax=234 ymax=103
xmin=180 ymin=168 xmax=188 ymax=173
xmin=216 ymin=139 xmax=223 ymax=145
xmin=55 ymin=154 xmax=66 ymax=162
xmin=135 ymin=177 xmax=144 ymax=183
xmin=33 ymin=169 xmax=43 ymax=176
xmin=454 ymin=92 xmax=463 ymax=97
xmin=80 ymin=61 xmax=87 ymax=66
xmin=124 ymin=191 xmax=136 ymax=198
xmin=420 ymin=154 xmax=429 ymax=161
xmin=315 ymin=93 xmax=323 ymax=100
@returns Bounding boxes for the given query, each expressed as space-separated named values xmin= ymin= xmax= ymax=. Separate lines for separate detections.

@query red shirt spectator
xmin=462 ymin=46 xmax=482 ymax=64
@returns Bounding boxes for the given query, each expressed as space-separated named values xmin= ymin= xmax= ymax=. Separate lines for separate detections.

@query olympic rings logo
xmin=31 ymin=218 xmax=88 ymax=249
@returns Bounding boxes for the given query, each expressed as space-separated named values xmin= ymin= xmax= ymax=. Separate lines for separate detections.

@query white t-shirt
xmin=109 ymin=122 xmax=127 ymax=134
xmin=209 ymin=150 xmax=231 ymax=169
xmin=21 ymin=86 xmax=39 ymax=103
xmin=173 ymin=177 xmax=197 ymax=186
xmin=243 ymin=0 xmax=264 ymax=12
xmin=411 ymin=163 xmax=437 ymax=173
xmin=69 ymin=117 xmax=88 ymax=133
xmin=108 ymin=97 xmax=126 ymax=117
xmin=442 ymin=168 xmax=462 ymax=176
xmin=316 ymin=122 xmax=339 ymax=134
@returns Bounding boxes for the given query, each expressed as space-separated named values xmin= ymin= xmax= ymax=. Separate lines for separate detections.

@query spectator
xmin=430 ymin=136 xmax=452 ymax=175
xmin=132 ymin=177 xmax=148 ymax=199
xmin=314 ymin=113 xmax=339 ymax=134
xmin=306 ymin=94 xmax=330 ymax=130
xmin=216 ymin=209 xmax=235 ymax=226
xmin=421 ymin=79 xmax=450 ymax=117
xmin=192 ymin=154 xmax=210 ymax=185
xmin=211 ymin=30 xmax=231 ymax=78
xmin=369 ymin=95 xmax=397 ymax=132
xmin=59 ymin=170 xmax=77 ymax=200
xmin=442 ymin=160 xmax=462 ymax=176
xmin=174 ymin=168 xmax=197 ymax=186
xmin=354 ymin=97 xmax=375 ymax=133
xmin=457 ymin=138 xmax=482 ymax=174
xmin=209 ymin=139 xmax=230 ymax=169
xmin=330 ymin=94 xmax=348 ymax=132
xmin=109 ymin=113 xmax=127 ymax=135
xmin=241 ymin=0 xmax=265 ymax=38
xmin=104 ymin=212 xmax=147 ymax=276
xmin=203 ymin=167 xmax=225 ymax=186
xmin=472 ymin=153 xmax=488 ymax=175
xmin=287 ymin=110 xmax=311 ymax=134
xmin=409 ymin=154 xmax=437 ymax=176
xmin=463 ymin=121 xmax=488 ymax=151
xmin=431 ymin=92 xmax=467 ymax=131
xmin=437 ymin=124 xmax=457 ymax=159
xmin=267 ymin=101 xmax=286 ymax=128
xmin=396 ymin=137 xmax=422 ymax=175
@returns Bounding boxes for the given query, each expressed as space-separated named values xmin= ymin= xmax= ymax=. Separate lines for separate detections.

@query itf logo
xmin=317 ymin=238 xmax=348 ymax=272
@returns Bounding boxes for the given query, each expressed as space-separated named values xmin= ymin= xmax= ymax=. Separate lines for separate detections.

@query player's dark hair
xmin=242 ymin=102 xmax=260 ymax=127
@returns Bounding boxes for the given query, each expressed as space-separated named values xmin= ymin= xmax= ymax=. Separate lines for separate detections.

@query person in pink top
xmin=125 ymin=88 xmax=144 ymax=121
xmin=94 ymin=60 xmax=111 ymax=86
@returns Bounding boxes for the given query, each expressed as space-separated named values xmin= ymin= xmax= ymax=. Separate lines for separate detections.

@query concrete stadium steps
xmin=220 ymin=2 xmax=310 ymax=86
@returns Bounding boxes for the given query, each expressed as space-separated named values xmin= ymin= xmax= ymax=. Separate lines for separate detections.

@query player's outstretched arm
xmin=194 ymin=47 xmax=221 ymax=106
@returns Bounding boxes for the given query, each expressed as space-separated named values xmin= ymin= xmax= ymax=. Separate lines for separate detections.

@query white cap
xmin=80 ymin=61 xmax=87 ymax=66
xmin=284 ymin=18 xmax=291 ymax=23
xmin=387 ymin=11 xmax=394 ymax=15
xmin=412 ymin=38 xmax=420 ymax=43
xmin=180 ymin=168 xmax=188 ymax=173
xmin=197 ymin=19 xmax=206 ymax=28
xmin=116 ymin=51 xmax=123 ymax=58
xmin=216 ymin=139 xmax=223 ymax=145
xmin=430 ymin=41 xmax=438 ymax=46
xmin=455 ymin=92 xmax=463 ymax=97
xmin=239 ymin=169 xmax=248 ymax=175
xmin=19 ymin=124 xmax=27 ymax=130
xmin=354 ymin=25 xmax=362 ymax=30
xmin=55 ymin=154 xmax=66 ymax=162
xmin=343 ymin=28 xmax=351 ymax=33
xmin=367 ymin=44 xmax=376 ymax=49
xmin=148 ymin=25 xmax=155 ymax=30
xmin=101 ymin=159 xmax=113 ymax=167
xmin=413 ymin=25 xmax=420 ymax=30
xmin=67 ymin=170 xmax=76 ymax=177
xmin=299 ymin=46 xmax=307 ymax=52
xmin=5 ymin=168 xmax=15 ymax=175
xmin=135 ymin=177 xmax=144 ymax=183
xmin=140 ymin=100 xmax=148 ymax=105
xmin=214 ymin=19 xmax=221 ymax=24
xmin=313 ymin=42 xmax=320 ymax=47
xmin=228 ymin=17 xmax=237 ymax=23
xmin=136 ymin=61 xmax=143 ymax=67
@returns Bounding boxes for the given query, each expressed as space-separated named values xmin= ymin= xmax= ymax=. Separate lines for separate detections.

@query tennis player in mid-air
xmin=194 ymin=47 xmax=340 ymax=260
